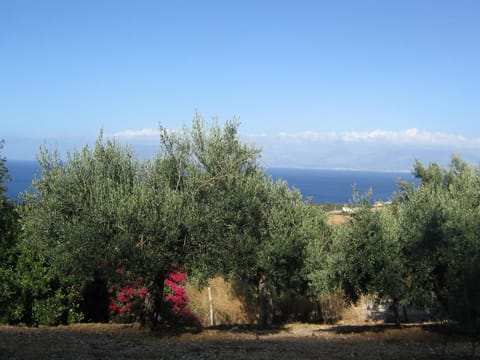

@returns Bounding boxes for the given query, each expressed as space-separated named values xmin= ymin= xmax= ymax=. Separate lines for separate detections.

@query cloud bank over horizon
xmin=107 ymin=127 xmax=480 ymax=171
xmin=111 ymin=127 xmax=479 ymax=144
xmin=3 ymin=127 xmax=478 ymax=172
xmin=277 ymin=128 xmax=479 ymax=147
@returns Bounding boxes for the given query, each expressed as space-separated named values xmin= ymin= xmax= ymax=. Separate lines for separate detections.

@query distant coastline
xmin=265 ymin=165 xmax=412 ymax=174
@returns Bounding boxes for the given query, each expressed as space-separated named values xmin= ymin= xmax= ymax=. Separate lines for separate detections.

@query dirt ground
xmin=0 ymin=322 xmax=476 ymax=360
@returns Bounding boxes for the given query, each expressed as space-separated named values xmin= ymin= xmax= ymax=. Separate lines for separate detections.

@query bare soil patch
xmin=327 ymin=213 xmax=347 ymax=226
xmin=0 ymin=322 xmax=475 ymax=359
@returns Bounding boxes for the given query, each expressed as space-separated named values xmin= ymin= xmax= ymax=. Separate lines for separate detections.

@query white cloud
xmin=110 ymin=127 xmax=480 ymax=150
xmin=110 ymin=128 xmax=160 ymax=138
xmin=94 ymin=126 xmax=480 ymax=170
xmin=278 ymin=128 xmax=479 ymax=146
xmin=249 ymin=128 xmax=480 ymax=170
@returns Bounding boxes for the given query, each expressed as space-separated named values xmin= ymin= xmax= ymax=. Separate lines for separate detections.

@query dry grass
xmin=186 ymin=277 xmax=373 ymax=326
xmin=339 ymin=296 xmax=372 ymax=324
xmin=186 ymin=277 xmax=257 ymax=326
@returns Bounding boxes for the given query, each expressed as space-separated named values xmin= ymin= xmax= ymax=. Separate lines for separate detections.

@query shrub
xmin=32 ymin=288 xmax=83 ymax=326
xmin=109 ymin=269 xmax=200 ymax=326
xmin=164 ymin=272 xmax=201 ymax=326
xmin=109 ymin=269 xmax=147 ymax=323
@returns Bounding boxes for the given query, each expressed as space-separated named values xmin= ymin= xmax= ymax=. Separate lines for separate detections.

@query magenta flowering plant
xmin=109 ymin=268 xmax=147 ymax=321
xmin=109 ymin=267 xmax=200 ymax=326
xmin=163 ymin=272 xmax=201 ymax=326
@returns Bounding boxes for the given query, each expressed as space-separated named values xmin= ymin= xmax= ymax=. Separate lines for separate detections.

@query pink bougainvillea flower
xmin=110 ymin=269 xmax=198 ymax=326
xmin=169 ymin=272 xmax=187 ymax=285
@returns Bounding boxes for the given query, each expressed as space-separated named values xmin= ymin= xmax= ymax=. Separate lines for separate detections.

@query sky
xmin=1 ymin=0 xmax=479 ymax=170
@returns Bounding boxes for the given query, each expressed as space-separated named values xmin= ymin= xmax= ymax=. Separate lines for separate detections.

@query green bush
xmin=32 ymin=288 xmax=83 ymax=326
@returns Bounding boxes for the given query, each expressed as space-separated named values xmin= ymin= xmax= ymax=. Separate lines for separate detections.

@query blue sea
xmin=4 ymin=160 xmax=40 ymax=201
xmin=4 ymin=160 xmax=415 ymax=204
xmin=266 ymin=168 xmax=415 ymax=204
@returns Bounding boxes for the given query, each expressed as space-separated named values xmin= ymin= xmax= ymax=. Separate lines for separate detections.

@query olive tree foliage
xmin=19 ymin=135 xmax=148 ymax=324
xmin=18 ymin=127 xmax=215 ymax=325
xmin=306 ymin=190 xmax=410 ymax=326
xmin=141 ymin=115 xmax=270 ymax=326
xmin=0 ymin=140 xmax=22 ymax=324
xmin=400 ymin=156 xmax=480 ymax=338
xmin=0 ymin=140 xmax=7 ymax=196
xmin=258 ymin=185 xmax=325 ymax=295
xmin=157 ymin=115 xmax=327 ymax=327
xmin=157 ymin=115 xmax=264 ymax=278
xmin=306 ymin=155 xmax=480 ymax=333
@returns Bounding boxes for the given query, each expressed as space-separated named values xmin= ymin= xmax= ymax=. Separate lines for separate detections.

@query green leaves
xmin=0 ymin=141 xmax=24 ymax=324
xmin=404 ymin=157 xmax=480 ymax=331
xmin=0 ymin=140 xmax=8 ymax=198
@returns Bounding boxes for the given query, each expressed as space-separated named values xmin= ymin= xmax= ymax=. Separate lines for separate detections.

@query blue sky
xmin=1 ymin=0 xmax=479 ymax=170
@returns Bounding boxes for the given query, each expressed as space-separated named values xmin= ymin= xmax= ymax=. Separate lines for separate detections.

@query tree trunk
xmin=24 ymin=289 xmax=34 ymax=326
xmin=258 ymin=274 xmax=272 ymax=329
xmin=315 ymin=300 xmax=324 ymax=323
xmin=144 ymin=271 xmax=166 ymax=330
xmin=392 ymin=299 xmax=401 ymax=327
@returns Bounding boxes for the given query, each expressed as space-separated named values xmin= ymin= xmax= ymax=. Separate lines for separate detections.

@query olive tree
xmin=0 ymin=141 xmax=22 ymax=323
xmin=20 ymin=135 xmax=146 ymax=324
xmin=306 ymin=191 xmax=410 ymax=326
xmin=157 ymin=115 xmax=323 ymax=327
xmin=400 ymin=157 xmax=480 ymax=345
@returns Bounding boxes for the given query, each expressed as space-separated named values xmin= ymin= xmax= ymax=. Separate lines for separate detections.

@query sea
xmin=266 ymin=168 xmax=415 ymax=204
xmin=4 ymin=160 xmax=416 ymax=204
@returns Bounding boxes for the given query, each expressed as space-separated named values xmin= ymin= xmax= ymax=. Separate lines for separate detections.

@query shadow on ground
xmin=316 ymin=322 xmax=469 ymax=338
xmin=318 ymin=323 xmax=401 ymax=334
xmin=204 ymin=324 xmax=286 ymax=335
xmin=150 ymin=323 xmax=286 ymax=339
